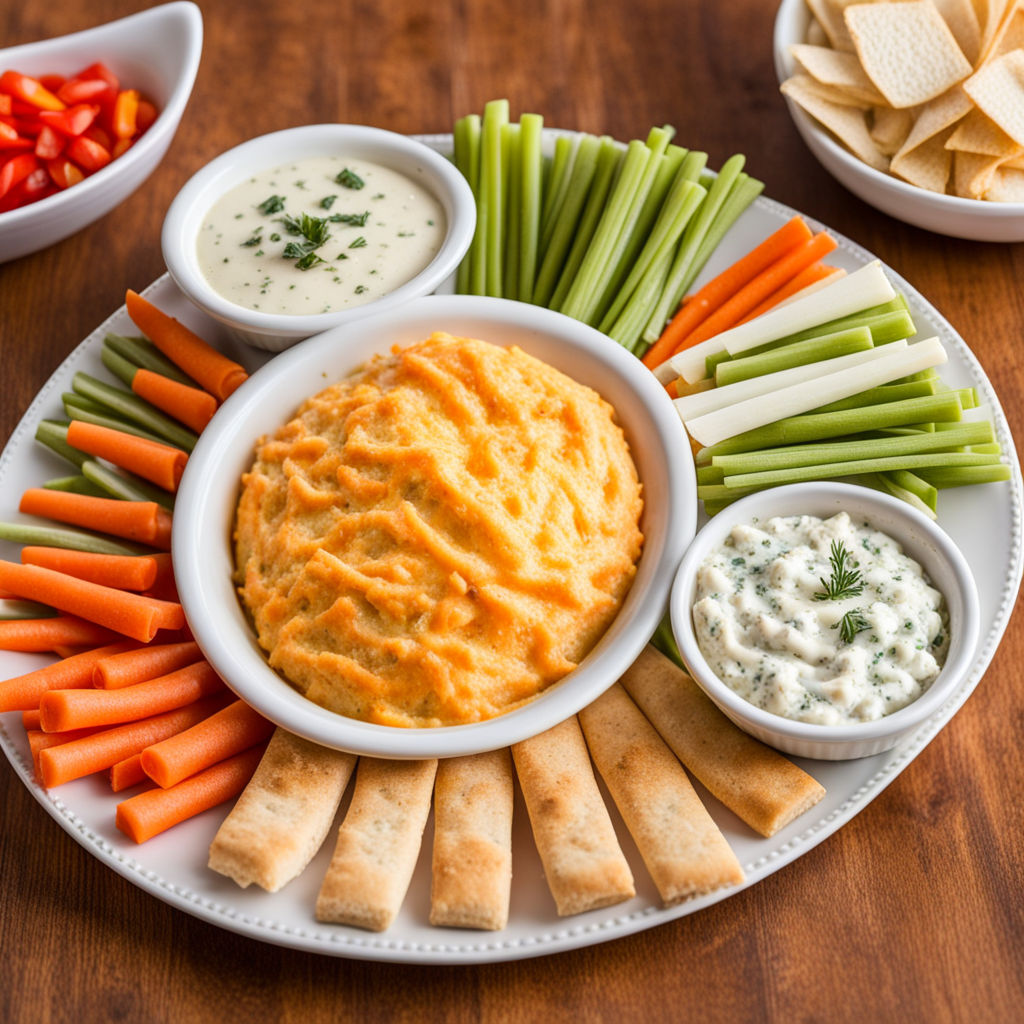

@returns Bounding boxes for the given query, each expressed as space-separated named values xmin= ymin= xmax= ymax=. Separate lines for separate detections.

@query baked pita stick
xmin=430 ymin=749 xmax=514 ymax=930
xmin=579 ymin=683 xmax=744 ymax=905
xmin=208 ymin=727 xmax=356 ymax=893
xmin=621 ymin=646 xmax=825 ymax=838
xmin=316 ymin=757 xmax=437 ymax=931
xmin=512 ymin=717 xmax=634 ymax=916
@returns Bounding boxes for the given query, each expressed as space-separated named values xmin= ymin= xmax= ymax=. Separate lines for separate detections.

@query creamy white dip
xmin=692 ymin=512 xmax=949 ymax=725
xmin=196 ymin=156 xmax=445 ymax=316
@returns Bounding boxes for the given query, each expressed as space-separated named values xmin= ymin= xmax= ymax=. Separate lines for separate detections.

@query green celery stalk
xmin=63 ymin=395 xmax=182 ymax=448
xmin=858 ymin=472 xmax=937 ymax=518
xmin=915 ymin=464 xmax=1012 ymax=487
xmin=0 ymin=599 xmax=58 ymax=620
xmin=103 ymin=335 xmax=193 ymax=385
xmin=502 ymin=122 xmax=521 ymax=300
xmin=453 ymin=114 xmax=481 ymax=294
xmin=36 ymin=420 xmax=86 ymax=470
xmin=81 ymin=460 xmax=175 ymax=509
xmin=810 ymin=378 xmax=937 ymax=414
xmin=481 ymin=99 xmax=509 ymax=298
xmin=517 ymin=113 xmax=544 ymax=303
xmin=44 ymin=475 xmax=107 ymax=497
xmin=101 ymin=343 xmax=140 ymax=388
xmin=538 ymin=135 xmax=576 ymax=257
xmin=0 ymin=521 xmax=143 ymax=555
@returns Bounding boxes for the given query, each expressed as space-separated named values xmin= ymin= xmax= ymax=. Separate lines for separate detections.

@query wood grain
xmin=1 ymin=1 xmax=1022 ymax=1021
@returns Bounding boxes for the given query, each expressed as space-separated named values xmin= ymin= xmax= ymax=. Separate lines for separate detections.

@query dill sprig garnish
xmin=836 ymin=609 xmax=871 ymax=644
xmin=813 ymin=541 xmax=864 ymax=602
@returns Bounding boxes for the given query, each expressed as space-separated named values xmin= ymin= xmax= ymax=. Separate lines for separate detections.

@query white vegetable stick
xmin=770 ymin=266 xmax=846 ymax=309
xmin=660 ymin=261 xmax=896 ymax=385
xmin=673 ymin=339 xmax=908 ymax=422
xmin=685 ymin=336 xmax=947 ymax=447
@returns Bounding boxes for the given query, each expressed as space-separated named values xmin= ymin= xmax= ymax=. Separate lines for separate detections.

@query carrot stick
xmin=19 ymin=488 xmax=172 ymax=549
xmin=667 ymin=232 xmax=839 ymax=357
xmin=140 ymin=699 xmax=274 ymax=789
xmin=132 ymin=367 xmax=218 ymax=434
xmin=39 ymin=660 xmax=225 ymax=733
xmin=0 ymin=560 xmax=184 ymax=642
xmin=0 ymin=614 xmax=119 ymax=651
xmin=20 ymin=547 xmax=160 ymax=592
xmin=736 ymin=261 xmax=843 ymax=325
xmin=22 ymin=709 xmax=41 ymax=729
xmin=94 ymin=639 xmax=202 ymax=689
xmin=65 ymin=420 xmax=187 ymax=492
xmin=27 ymin=725 xmax=102 ymax=776
xmin=125 ymin=290 xmax=247 ymax=402
xmin=642 ymin=215 xmax=814 ymax=368
xmin=37 ymin=694 xmax=232 ymax=788
xmin=147 ymin=552 xmax=178 ymax=602
xmin=110 ymin=753 xmax=147 ymax=792
xmin=115 ymin=744 xmax=266 ymax=843
xmin=0 ymin=640 xmax=137 ymax=712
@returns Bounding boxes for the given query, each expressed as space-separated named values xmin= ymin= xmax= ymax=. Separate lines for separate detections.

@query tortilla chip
xmin=790 ymin=43 xmax=887 ymax=102
xmin=893 ymin=85 xmax=974 ymax=159
xmin=963 ymin=48 xmax=1024 ymax=144
xmin=983 ymin=165 xmax=1024 ymax=197
xmin=846 ymin=1 xmax=974 ymax=107
xmin=976 ymin=0 xmax=1011 ymax=53
xmin=952 ymin=147 xmax=1006 ymax=193
xmin=808 ymin=0 xmax=857 ymax=51
xmin=892 ymin=126 xmax=957 ymax=190
xmin=945 ymin=105 xmax=1023 ymax=153
xmin=934 ymin=0 xmax=984 ymax=64
xmin=807 ymin=16 xmax=830 ymax=46
xmin=782 ymin=74 xmax=890 ymax=170
xmin=979 ymin=1 xmax=1023 ymax=60
xmin=1002 ymin=151 xmax=1024 ymax=167
xmin=871 ymin=105 xmax=916 ymax=153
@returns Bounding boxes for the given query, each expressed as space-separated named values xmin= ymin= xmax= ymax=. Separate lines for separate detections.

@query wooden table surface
xmin=2 ymin=1 xmax=1022 ymax=1020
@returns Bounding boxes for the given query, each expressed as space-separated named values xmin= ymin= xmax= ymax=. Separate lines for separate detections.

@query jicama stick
xmin=115 ymin=745 xmax=266 ymax=843
xmin=0 ymin=560 xmax=184 ymax=642
xmin=738 ymin=261 xmax=843 ymax=324
xmin=140 ymin=698 xmax=274 ymax=788
xmin=19 ymin=489 xmax=172 ymax=549
xmin=124 ymin=290 xmax=247 ymax=402
xmin=65 ymin=420 xmax=187 ymax=492
xmin=0 ymin=614 xmax=118 ymax=652
xmin=94 ymin=639 xmax=201 ymax=689
xmin=39 ymin=660 xmax=225 ymax=732
xmin=20 ymin=547 xmax=159 ymax=591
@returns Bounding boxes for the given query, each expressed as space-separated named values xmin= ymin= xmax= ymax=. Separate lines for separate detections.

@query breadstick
xmin=512 ymin=717 xmax=634 ymax=916
xmin=315 ymin=757 xmax=437 ymax=931
xmin=430 ymin=749 xmax=514 ymax=930
xmin=579 ymin=682 xmax=744 ymax=905
xmin=208 ymin=727 xmax=356 ymax=892
xmin=621 ymin=646 xmax=825 ymax=837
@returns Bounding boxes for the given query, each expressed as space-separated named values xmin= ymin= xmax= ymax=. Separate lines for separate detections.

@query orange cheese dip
xmin=233 ymin=332 xmax=643 ymax=727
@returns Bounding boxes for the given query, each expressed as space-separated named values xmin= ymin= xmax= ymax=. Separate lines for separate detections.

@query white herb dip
xmin=692 ymin=511 xmax=949 ymax=726
xmin=196 ymin=156 xmax=445 ymax=316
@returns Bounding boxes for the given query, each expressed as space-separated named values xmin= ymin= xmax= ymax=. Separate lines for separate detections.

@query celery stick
xmin=72 ymin=372 xmax=197 ymax=452
xmin=859 ymin=472 xmax=937 ymax=518
xmin=81 ymin=460 xmax=175 ymax=509
xmin=884 ymin=469 xmax=939 ymax=511
xmin=36 ymin=420 xmax=86 ymax=470
xmin=642 ymin=153 xmax=742 ymax=345
xmin=714 ymin=326 xmax=874 ymax=387
xmin=915 ymin=464 xmax=1012 ymax=487
xmin=64 ymin=395 xmax=181 ymax=448
xmin=539 ymin=135 xmax=575 ymax=257
xmin=722 ymin=452 xmax=1002 ymax=490
xmin=0 ymin=522 xmax=143 ymax=555
xmin=810 ymin=378 xmax=936 ymax=414
xmin=103 ymin=335 xmax=193 ymax=385
xmin=546 ymin=138 xmax=622 ymax=309
xmin=710 ymin=421 xmax=995 ymax=475
xmin=502 ymin=122 xmax=521 ymax=300
xmin=697 ymin=482 xmax=767 ymax=503
xmin=518 ymin=113 xmax=543 ymax=303
xmin=610 ymin=251 xmax=674 ymax=351
xmin=966 ymin=442 xmax=1002 ymax=454
xmin=695 ymin=392 xmax=965 ymax=463
xmin=0 ymin=599 xmax=58 ymax=620
xmin=453 ymin=114 xmax=481 ymax=294
xmin=531 ymin=134 xmax=603 ymax=310
xmin=696 ymin=464 xmax=724 ymax=485
xmin=101 ymin=343 xmax=140 ymax=388
xmin=44 ymin=475 xmax=107 ymax=497
xmin=481 ymin=99 xmax=509 ymax=298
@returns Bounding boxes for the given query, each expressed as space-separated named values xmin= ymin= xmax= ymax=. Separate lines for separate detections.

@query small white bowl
xmin=0 ymin=2 xmax=202 ymax=264
xmin=773 ymin=0 xmax=1024 ymax=242
xmin=161 ymin=124 xmax=476 ymax=352
xmin=173 ymin=294 xmax=695 ymax=758
xmin=670 ymin=482 xmax=980 ymax=760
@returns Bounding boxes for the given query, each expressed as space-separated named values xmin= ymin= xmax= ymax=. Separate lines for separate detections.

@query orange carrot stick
xmin=0 ymin=560 xmax=184 ymax=643
xmin=641 ymin=215 xmax=814 ymax=368
xmin=65 ymin=420 xmax=187 ymax=492
xmin=115 ymin=744 xmax=266 ymax=843
xmin=0 ymin=614 xmax=119 ymax=651
xmin=94 ymin=639 xmax=202 ymax=689
xmin=27 ymin=725 xmax=102 ymax=776
xmin=36 ymin=693 xmax=232 ymax=788
xmin=132 ymin=367 xmax=218 ymax=434
xmin=39 ymin=660 xmax=225 ymax=733
xmin=125 ymin=290 xmax=247 ymax=402
xmin=110 ymin=753 xmax=147 ymax=792
xmin=20 ymin=547 xmax=159 ymax=592
xmin=668 ymin=232 xmax=839 ymax=357
xmin=737 ymin=261 xmax=843 ymax=325
xmin=22 ymin=709 xmax=42 ymax=729
xmin=147 ymin=552 xmax=178 ymax=602
xmin=0 ymin=640 xmax=137 ymax=712
xmin=19 ymin=489 xmax=172 ymax=549
xmin=52 ymin=645 xmax=89 ymax=658
xmin=141 ymin=699 xmax=274 ymax=789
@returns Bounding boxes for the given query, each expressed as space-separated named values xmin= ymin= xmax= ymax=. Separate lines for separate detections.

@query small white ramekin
xmin=671 ymin=482 xmax=980 ymax=760
xmin=161 ymin=124 xmax=476 ymax=351
xmin=173 ymin=294 xmax=696 ymax=758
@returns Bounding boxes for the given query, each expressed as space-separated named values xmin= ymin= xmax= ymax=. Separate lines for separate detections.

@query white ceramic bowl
xmin=773 ymin=0 xmax=1024 ymax=242
xmin=0 ymin=2 xmax=202 ymax=264
xmin=161 ymin=124 xmax=476 ymax=352
xmin=173 ymin=294 xmax=695 ymax=758
xmin=670 ymin=482 xmax=980 ymax=760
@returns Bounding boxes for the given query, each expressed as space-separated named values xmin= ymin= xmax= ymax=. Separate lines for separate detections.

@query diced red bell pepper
xmin=39 ymin=74 xmax=65 ymax=93
xmin=0 ymin=135 xmax=33 ymax=153
xmin=135 ymin=98 xmax=158 ymax=134
xmin=0 ymin=120 xmax=18 ymax=144
xmin=34 ymin=124 xmax=64 ymax=159
xmin=83 ymin=124 xmax=112 ymax=151
xmin=46 ymin=156 xmax=85 ymax=190
xmin=111 ymin=136 xmax=133 ymax=159
xmin=0 ymin=71 xmax=66 ymax=112
xmin=0 ymin=94 xmax=10 ymax=116
xmin=76 ymin=62 xmax=119 ymax=92
xmin=57 ymin=76 xmax=114 ymax=106
xmin=4 ymin=113 xmax=43 ymax=137
xmin=0 ymin=152 xmax=40 ymax=198
xmin=39 ymin=103 xmax=99 ymax=137
xmin=111 ymin=89 xmax=139 ymax=140
xmin=21 ymin=165 xmax=51 ymax=198
xmin=66 ymin=134 xmax=111 ymax=173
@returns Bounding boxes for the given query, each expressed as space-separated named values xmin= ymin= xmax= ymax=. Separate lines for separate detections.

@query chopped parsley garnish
xmin=348 ymin=235 xmax=368 ymax=249
xmin=320 ymin=195 xmax=338 ymax=209
xmin=295 ymin=251 xmax=325 ymax=270
xmin=355 ymin=284 xmax=368 ymax=294
xmin=278 ymin=213 xmax=333 ymax=270
xmin=813 ymin=541 xmax=864 ymax=602
xmin=329 ymin=210 xmax=370 ymax=227
xmin=257 ymin=195 xmax=286 ymax=215
xmin=335 ymin=168 xmax=365 ymax=189
xmin=241 ymin=227 xmax=263 ymax=247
